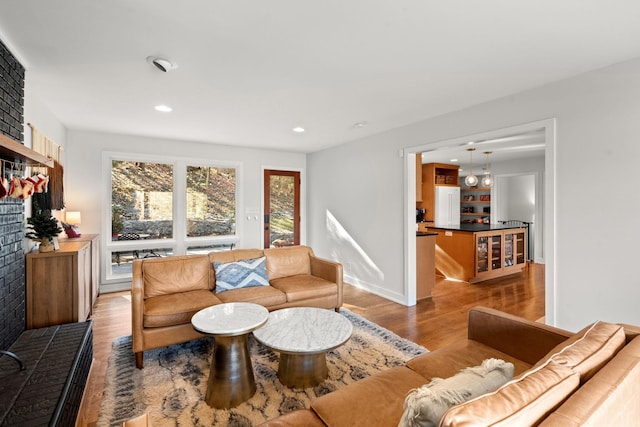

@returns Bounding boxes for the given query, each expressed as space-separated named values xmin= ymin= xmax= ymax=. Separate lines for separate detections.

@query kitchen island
xmin=426 ymin=223 xmax=527 ymax=283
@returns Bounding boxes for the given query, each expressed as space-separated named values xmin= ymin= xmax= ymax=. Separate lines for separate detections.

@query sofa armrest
xmin=468 ymin=307 xmax=573 ymax=365
xmin=310 ymin=256 xmax=343 ymax=308
xmin=131 ymin=260 xmax=145 ymax=353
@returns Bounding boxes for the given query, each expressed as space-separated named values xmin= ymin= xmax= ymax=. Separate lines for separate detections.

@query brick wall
xmin=0 ymin=39 xmax=26 ymax=350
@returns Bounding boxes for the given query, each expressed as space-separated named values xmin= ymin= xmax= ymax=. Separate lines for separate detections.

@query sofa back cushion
xmin=143 ymin=255 xmax=211 ymax=298
xmin=536 ymin=321 xmax=626 ymax=383
xmin=440 ymin=360 xmax=579 ymax=427
xmin=208 ymin=248 xmax=265 ymax=264
xmin=264 ymin=245 xmax=313 ymax=280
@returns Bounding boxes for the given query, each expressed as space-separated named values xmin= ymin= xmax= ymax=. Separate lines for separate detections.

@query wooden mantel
xmin=0 ymin=133 xmax=54 ymax=167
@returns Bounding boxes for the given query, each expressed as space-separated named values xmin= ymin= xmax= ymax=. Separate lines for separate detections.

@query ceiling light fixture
xmin=353 ymin=121 xmax=367 ymax=129
xmin=146 ymin=56 xmax=178 ymax=72
xmin=155 ymin=104 xmax=172 ymax=112
xmin=464 ymin=148 xmax=478 ymax=187
xmin=292 ymin=126 xmax=305 ymax=133
xmin=481 ymin=151 xmax=493 ymax=188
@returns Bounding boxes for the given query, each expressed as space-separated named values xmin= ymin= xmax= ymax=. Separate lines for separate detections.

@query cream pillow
xmin=398 ymin=358 xmax=514 ymax=427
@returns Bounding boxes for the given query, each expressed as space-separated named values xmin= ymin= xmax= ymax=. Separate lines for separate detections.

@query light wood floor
xmin=80 ymin=263 xmax=544 ymax=426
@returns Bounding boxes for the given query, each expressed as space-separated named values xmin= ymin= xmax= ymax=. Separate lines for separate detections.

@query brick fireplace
xmin=0 ymin=39 xmax=27 ymax=350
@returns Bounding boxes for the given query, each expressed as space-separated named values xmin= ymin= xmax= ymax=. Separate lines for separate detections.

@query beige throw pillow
xmin=398 ymin=358 xmax=514 ymax=427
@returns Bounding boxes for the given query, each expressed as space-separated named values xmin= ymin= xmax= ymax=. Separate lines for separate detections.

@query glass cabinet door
xmin=477 ymin=236 xmax=488 ymax=272
xmin=516 ymin=232 xmax=526 ymax=264
xmin=491 ymin=235 xmax=501 ymax=269
xmin=504 ymin=233 xmax=514 ymax=267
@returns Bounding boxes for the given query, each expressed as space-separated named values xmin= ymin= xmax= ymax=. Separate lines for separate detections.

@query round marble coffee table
xmin=191 ymin=302 xmax=269 ymax=408
xmin=253 ymin=307 xmax=353 ymax=388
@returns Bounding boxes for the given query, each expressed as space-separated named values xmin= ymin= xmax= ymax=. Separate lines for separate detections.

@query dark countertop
xmin=416 ymin=232 xmax=438 ymax=237
xmin=426 ymin=223 xmax=527 ymax=232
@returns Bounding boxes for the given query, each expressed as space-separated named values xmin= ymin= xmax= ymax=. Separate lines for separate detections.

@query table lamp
xmin=64 ymin=211 xmax=82 ymax=238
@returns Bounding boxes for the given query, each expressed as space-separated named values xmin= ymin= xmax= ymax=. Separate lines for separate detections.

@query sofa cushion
xmin=538 ymin=336 xmax=640 ymax=427
xmin=143 ymin=255 xmax=211 ymax=298
xmin=264 ymin=246 xmax=312 ymax=280
xmin=407 ymin=340 xmax=533 ymax=381
xmin=214 ymin=256 xmax=269 ymax=293
xmin=440 ymin=360 xmax=580 ymax=427
xmin=215 ymin=284 xmax=287 ymax=306
xmin=537 ymin=321 xmax=626 ymax=382
xmin=144 ymin=289 xmax=222 ymax=328
xmin=270 ymin=274 xmax=337 ymax=302
xmin=208 ymin=249 xmax=265 ymax=264
xmin=399 ymin=358 xmax=514 ymax=427
xmin=311 ymin=366 xmax=428 ymax=427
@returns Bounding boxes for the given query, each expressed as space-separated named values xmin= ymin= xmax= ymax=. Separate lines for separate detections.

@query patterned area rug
xmin=98 ymin=308 xmax=427 ymax=426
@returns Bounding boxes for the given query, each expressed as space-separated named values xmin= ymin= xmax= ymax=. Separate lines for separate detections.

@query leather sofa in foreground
xmin=131 ymin=245 xmax=343 ymax=368
xmin=259 ymin=306 xmax=640 ymax=427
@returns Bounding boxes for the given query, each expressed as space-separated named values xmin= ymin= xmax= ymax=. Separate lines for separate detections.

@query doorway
xmin=494 ymin=173 xmax=538 ymax=261
xmin=263 ymin=170 xmax=300 ymax=248
xmin=404 ymin=118 xmax=556 ymax=323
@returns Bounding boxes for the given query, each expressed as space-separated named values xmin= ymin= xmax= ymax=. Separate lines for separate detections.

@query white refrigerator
xmin=435 ymin=186 xmax=460 ymax=226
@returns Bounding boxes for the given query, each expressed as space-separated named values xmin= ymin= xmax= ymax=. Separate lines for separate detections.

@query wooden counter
xmin=429 ymin=227 xmax=527 ymax=283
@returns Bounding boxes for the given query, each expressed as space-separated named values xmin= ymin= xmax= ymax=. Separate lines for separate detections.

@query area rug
xmin=97 ymin=308 xmax=427 ymax=426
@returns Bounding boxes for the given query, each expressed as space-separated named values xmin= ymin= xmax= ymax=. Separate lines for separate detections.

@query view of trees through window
xmin=111 ymin=161 xmax=237 ymax=239
xmin=111 ymin=160 xmax=174 ymax=238
xmin=186 ymin=166 xmax=236 ymax=237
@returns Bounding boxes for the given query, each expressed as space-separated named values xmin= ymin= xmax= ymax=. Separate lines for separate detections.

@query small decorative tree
xmin=26 ymin=203 xmax=63 ymax=252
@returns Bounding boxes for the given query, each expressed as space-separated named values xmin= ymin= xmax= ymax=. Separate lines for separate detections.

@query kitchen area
xmin=415 ymin=154 xmax=529 ymax=300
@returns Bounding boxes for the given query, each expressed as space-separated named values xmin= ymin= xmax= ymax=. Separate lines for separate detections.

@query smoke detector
xmin=146 ymin=56 xmax=178 ymax=72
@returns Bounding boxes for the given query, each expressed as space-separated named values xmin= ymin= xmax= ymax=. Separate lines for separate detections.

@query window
xmin=106 ymin=155 xmax=239 ymax=282
xmin=186 ymin=166 xmax=236 ymax=237
xmin=111 ymin=160 xmax=173 ymax=238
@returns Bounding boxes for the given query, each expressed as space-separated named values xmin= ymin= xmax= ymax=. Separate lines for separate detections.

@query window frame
xmin=102 ymin=152 xmax=242 ymax=285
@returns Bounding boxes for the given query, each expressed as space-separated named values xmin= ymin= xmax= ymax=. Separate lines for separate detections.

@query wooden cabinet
xmin=461 ymin=187 xmax=491 ymax=223
xmin=474 ymin=228 xmax=527 ymax=282
xmin=416 ymin=233 xmax=436 ymax=299
xmin=419 ymin=163 xmax=459 ymax=222
xmin=432 ymin=227 xmax=526 ymax=283
xmin=26 ymin=234 xmax=99 ymax=328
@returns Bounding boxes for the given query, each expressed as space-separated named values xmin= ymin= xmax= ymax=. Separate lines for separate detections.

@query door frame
xmin=263 ymin=168 xmax=302 ymax=249
xmin=403 ymin=118 xmax=557 ymax=324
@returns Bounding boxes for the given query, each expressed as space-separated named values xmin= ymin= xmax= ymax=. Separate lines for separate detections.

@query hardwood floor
xmin=80 ymin=263 xmax=544 ymax=425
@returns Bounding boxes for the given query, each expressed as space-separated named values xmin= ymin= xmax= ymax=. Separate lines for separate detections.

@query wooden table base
xmin=278 ymin=352 xmax=328 ymax=388
xmin=205 ymin=334 xmax=256 ymax=408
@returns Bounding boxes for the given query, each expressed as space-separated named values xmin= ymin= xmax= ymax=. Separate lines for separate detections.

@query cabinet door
xmin=490 ymin=235 xmax=502 ymax=270
xmin=26 ymin=253 xmax=75 ymax=328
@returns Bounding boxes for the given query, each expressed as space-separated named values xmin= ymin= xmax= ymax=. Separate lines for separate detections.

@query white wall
xmin=308 ymin=56 xmax=640 ymax=331
xmin=22 ymin=71 xmax=67 ymax=251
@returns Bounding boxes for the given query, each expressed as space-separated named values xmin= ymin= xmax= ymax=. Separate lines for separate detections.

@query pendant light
xmin=481 ymin=151 xmax=493 ymax=188
xmin=464 ymin=148 xmax=478 ymax=187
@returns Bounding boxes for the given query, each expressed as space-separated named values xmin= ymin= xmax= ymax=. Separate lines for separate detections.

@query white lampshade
xmin=66 ymin=211 xmax=82 ymax=225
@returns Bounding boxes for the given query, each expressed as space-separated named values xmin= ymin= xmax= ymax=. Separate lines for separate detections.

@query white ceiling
xmin=1 ymin=1 xmax=640 ymax=153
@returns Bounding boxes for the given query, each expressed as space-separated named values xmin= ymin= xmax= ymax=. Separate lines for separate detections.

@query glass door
xmin=264 ymin=170 xmax=300 ymax=248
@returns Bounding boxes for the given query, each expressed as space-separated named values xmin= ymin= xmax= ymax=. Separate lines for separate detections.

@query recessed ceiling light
xmin=155 ymin=104 xmax=172 ymax=112
xmin=292 ymin=126 xmax=305 ymax=133
xmin=450 ymin=158 xmax=458 ymax=162
xmin=353 ymin=121 xmax=368 ymax=129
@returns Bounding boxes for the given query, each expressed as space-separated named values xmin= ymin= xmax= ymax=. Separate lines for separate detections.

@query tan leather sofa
xmin=259 ymin=307 xmax=640 ymax=427
xmin=131 ymin=245 xmax=343 ymax=368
